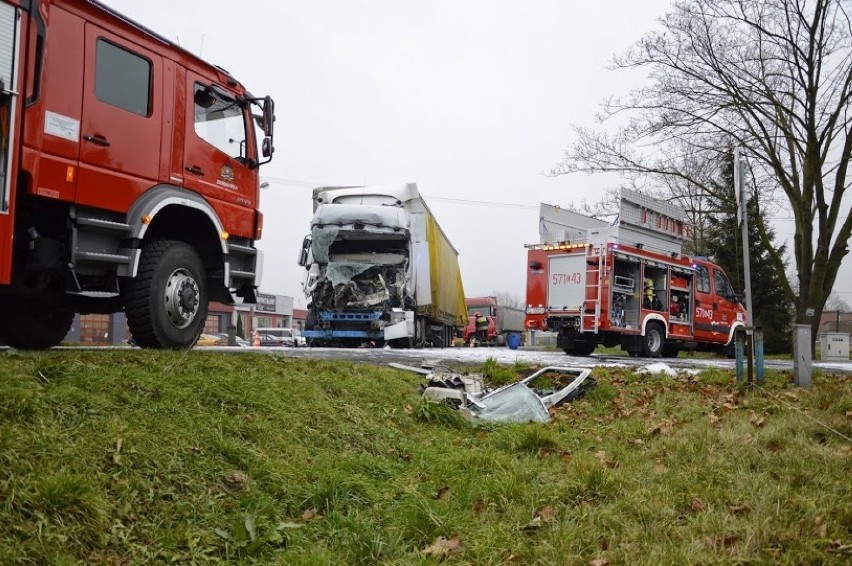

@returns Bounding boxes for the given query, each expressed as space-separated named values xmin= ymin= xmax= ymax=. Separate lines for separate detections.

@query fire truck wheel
xmin=662 ymin=344 xmax=681 ymax=358
xmin=719 ymin=340 xmax=736 ymax=359
xmin=642 ymin=322 xmax=665 ymax=358
xmin=2 ymin=303 xmax=74 ymax=350
xmin=569 ymin=342 xmax=596 ymax=356
xmin=124 ymin=240 xmax=208 ymax=349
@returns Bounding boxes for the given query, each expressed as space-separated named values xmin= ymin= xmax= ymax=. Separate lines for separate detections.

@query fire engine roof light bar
xmin=525 ymin=242 xmax=589 ymax=251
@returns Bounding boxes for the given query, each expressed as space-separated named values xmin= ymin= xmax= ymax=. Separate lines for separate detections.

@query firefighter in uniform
xmin=475 ymin=312 xmax=489 ymax=345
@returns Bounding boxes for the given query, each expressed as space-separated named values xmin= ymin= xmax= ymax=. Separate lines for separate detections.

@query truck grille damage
xmin=312 ymin=262 xmax=410 ymax=310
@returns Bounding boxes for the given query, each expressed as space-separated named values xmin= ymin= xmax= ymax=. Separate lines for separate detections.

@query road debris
xmin=391 ymin=363 xmax=596 ymax=423
xmin=635 ymin=362 xmax=701 ymax=377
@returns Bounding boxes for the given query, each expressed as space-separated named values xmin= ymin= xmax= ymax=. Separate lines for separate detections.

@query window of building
xmin=193 ymin=83 xmax=247 ymax=159
xmin=696 ymin=266 xmax=711 ymax=293
xmin=95 ymin=39 xmax=151 ymax=116
xmin=204 ymin=315 xmax=221 ymax=334
xmin=80 ymin=314 xmax=111 ymax=344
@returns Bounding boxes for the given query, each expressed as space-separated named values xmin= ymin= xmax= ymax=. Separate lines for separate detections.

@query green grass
xmin=1 ymin=350 xmax=850 ymax=564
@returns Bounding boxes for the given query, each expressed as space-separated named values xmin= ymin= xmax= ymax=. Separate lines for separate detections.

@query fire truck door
xmin=0 ymin=3 xmax=19 ymax=284
xmin=77 ymin=25 xmax=163 ymax=212
xmin=693 ymin=264 xmax=728 ymax=344
xmin=181 ymin=71 xmax=255 ymax=234
xmin=711 ymin=266 xmax=742 ymax=338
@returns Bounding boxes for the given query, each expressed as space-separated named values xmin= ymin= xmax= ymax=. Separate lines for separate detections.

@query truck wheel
xmin=388 ymin=337 xmax=412 ymax=348
xmin=124 ymin=240 xmax=208 ymax=349
xmin=2 ymin=304 xmax=74 ymax=349
xmin=562 ymin=342 xmax=596 ymax=356
xmin=662 ymin=344 xmax=681 ymax=358
xmin=642 ymin=322 xmax=665 ymax=357
xmin=719 ymin=340 xmax=736 ymax=359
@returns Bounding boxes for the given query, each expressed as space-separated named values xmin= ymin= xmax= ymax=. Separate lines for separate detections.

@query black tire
xmin=388 ymin=337 xmax=412 ymax=349
xmin=719 ymin=339 xmax=736 ymax=359
xmin=662 ymin=344 xmax=681 ymax=358
xmin=124 ymin=240 xmax=208 ymax=349
xmin=305 ymin=308 xmax=318 ymax=330
xmin=562 ymin=341 xmax=596 ymax=356
xmin=642 ymin=322 xmax=665 ymax=358
xmin=2 ymin=303 xmax=74 ymax=349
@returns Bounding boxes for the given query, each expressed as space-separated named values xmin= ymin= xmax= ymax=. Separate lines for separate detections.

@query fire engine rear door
xmin=0 ymin=2 xmax=19 ymax=284
xmin=547 ymin=253 xmax=587 ymax=312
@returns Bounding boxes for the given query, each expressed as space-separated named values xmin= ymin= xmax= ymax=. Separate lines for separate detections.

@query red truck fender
xmin=124 ymin=186 xmax=228 ymax=277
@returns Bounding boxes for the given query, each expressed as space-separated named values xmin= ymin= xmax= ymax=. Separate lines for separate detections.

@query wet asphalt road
xmin=159 ymin=344 xmax=852 ymax=374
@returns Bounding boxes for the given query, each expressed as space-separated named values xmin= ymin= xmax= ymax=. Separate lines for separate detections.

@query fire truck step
xmin=75 ymin=217 xmax=132 ymax=233
xmin=75 ymin=251 xmax=132 ymax=264
xmin=67 ymin=290 xmax=120 ymax=298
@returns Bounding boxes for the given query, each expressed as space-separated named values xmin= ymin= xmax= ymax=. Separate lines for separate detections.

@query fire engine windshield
xmin=193 ymin=83 xmax=249 ymax=161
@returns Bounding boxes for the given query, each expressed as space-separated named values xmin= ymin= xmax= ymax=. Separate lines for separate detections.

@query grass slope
xmin=0 ymin=350 xmax=850 ymax=565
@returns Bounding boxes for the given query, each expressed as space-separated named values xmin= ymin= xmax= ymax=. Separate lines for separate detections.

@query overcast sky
xmin=103 ymin=0 xmax=852 ymax=309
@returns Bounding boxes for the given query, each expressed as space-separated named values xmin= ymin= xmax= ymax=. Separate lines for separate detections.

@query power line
xmin=260 ymin=176 xmax=326 ymax=188
xmin=259 ymin=179 xmax=543 ymax=210
xmin=423 ymin=195 xmax=538 ymax=210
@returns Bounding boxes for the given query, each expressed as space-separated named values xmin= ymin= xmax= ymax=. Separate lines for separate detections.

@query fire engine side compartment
xmin=546 ymin=253 xmax=586 ymax=312
xmin=0 ymin=1 xmax=26 ymax=284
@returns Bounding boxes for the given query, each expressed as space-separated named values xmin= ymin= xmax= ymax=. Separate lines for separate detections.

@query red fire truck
xmin=525 ymin=191 xmax=746 ymax=358
xmin=463 ymin=296 xmax=525 ymax=346
xmin=0 ymin=0 xmax=274 ymax=349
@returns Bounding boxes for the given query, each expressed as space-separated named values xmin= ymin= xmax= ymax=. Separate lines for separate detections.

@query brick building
xmin=818 ymin=310 xmax=852 ymax=335
xmin=65 ymin=292 xmax=295 ymax=345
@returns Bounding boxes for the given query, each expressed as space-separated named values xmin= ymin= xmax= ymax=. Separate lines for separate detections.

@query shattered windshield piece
xmin=310 ymin=227 xmax=339 ymax=264
xmin=468 ymin=383 xmax=550 ymax=423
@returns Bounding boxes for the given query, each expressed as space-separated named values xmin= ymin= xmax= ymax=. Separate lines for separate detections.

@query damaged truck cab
xmin=298 ymin=183 xmax=467 ymax=348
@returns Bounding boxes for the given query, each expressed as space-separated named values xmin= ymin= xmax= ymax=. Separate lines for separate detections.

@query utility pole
xmin=734 ymin=148 xmax=757 ymax=383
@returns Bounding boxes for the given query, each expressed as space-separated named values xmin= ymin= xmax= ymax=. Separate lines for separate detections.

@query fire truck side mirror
xmin=262 ymin=137 xmax=273 ymax=158
xmin=262 ymin=95 xmax=274 ymax=137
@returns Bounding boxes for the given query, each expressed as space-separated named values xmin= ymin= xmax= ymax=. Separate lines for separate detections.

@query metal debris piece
xmin=391 ymin=363 xmax=595 ymax=423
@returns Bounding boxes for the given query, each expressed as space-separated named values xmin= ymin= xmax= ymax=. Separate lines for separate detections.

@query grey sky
xmin=102 ymin=0 xmax=852 ymax=308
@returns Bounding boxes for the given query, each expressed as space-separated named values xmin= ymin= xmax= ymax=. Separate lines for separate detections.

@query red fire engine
xmin=463 ymin=296 xmax=525 ymax=346
xmin=525 ymin=191 xmax=746 ymax=358
xmin=0 ymin=0 xmax=274 ymax=349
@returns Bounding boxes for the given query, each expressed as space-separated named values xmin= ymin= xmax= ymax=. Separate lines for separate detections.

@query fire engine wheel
xmin=1 ymin=302 xmax=74 ymax=350
xmin=662 ymin=344 xmax=681 ymax=358
xmin=124 ymin=240 xmax=208 ymax=349
xmin=642 ymin=322 xmax=665 ymax=358
xmin=563 ymin=342 xmax=596 ymax=356
xmin=719 ymin=339 xmax=736 ymax=359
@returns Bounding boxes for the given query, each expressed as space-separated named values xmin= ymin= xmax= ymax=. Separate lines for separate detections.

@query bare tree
xmin=492 ymin=291 xmax=522 ymax=309
xmin=552 ymin=0 xmax=852 ymax=344
xmin=824 ymin=292 xmax=851 ymax=312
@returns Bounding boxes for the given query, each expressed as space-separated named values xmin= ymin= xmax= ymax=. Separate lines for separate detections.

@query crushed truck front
xmin=299 ymin=183 xmax=465 ymax=347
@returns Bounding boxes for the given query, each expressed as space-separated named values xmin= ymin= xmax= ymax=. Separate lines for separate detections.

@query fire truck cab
xmin=0 ymin=0 xmax=274 ymax=349
xmin=525 ymin=191 xmax=746 ymax=358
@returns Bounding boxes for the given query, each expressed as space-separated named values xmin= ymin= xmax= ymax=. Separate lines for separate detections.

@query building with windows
xmin=819 ymin=310 xmax=852 ymax=335
xmin=65 ymin=292 xmax=295 ymax=345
